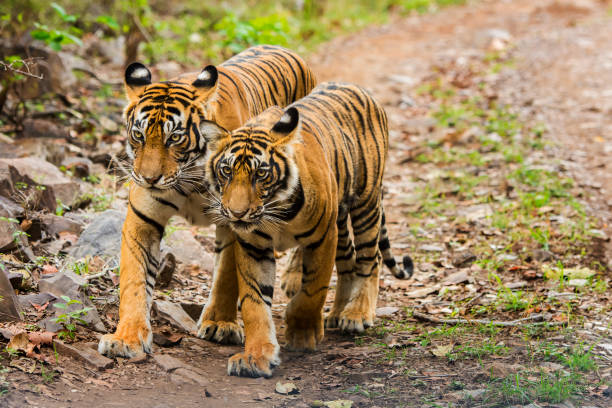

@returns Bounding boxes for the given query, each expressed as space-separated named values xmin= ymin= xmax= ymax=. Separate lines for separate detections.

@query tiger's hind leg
xmin=286 ymin=221 xmax=337 ymax=351
xmin=280 ymin=247 xmax=303 ymax=299
xmin=197 ymin=225 xmax=244 ymax=345
xmin=337 ymin=198 xmax=383 ymax=333
xmin=325 ymin=207 xmax=355 ymax=329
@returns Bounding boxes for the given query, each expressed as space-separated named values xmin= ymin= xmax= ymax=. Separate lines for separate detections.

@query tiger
xmin=201 ymin=82 xmax=413 ymax=378
xmin=98 ymin=45 xmax=317 ymax=358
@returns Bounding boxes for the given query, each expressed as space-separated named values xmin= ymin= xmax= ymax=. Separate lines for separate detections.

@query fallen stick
xmin=412 ymin=311 xmax=567 ymax=327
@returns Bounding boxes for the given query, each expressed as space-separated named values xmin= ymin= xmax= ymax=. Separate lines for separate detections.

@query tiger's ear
xmin=192 ymin=65 xmax=218 ymax=102
xmin=125 ymin=62 xmax=152 ymax=102
xmin=200 ymin=120 xmax=229 ymax=151
xmin=271 ymin=107 xmax=300 ymax=146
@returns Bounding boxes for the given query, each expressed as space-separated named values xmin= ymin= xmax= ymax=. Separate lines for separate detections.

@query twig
xmin=84 ymin=270 xmax=108 ymax=281
xmin=0 ymin=58 xmax=44 ymax=80
xmin=412 ymin=311 xmax=567 ymax=327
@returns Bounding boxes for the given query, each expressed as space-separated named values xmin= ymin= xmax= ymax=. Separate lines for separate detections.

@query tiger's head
xmin=123 ymin=62 xmax=224 ymax=192
xmin=205 ymin=106 xmax=301 ymax=233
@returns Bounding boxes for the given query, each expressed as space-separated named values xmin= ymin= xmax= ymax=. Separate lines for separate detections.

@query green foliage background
xmin=1 ymin=0 xmax=465 ymax=65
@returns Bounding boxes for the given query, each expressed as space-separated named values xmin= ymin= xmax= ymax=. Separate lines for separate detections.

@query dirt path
xmin=3 ymin=1 xmax=612 ymax=407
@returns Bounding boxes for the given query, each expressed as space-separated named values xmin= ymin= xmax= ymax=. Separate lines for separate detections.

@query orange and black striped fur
xmin=203 ymin=82 xmax=413 ymax=377
xmin=98 ymin=45 xmax=316 ymax=358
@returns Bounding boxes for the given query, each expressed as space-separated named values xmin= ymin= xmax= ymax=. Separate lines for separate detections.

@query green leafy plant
xmin=30 ymin=3 xmax=82 ymax=51
xmin=214 ymin=13 xmax=290 ymax=54
xmin=53 ymin=295 xmax=92 ymax=340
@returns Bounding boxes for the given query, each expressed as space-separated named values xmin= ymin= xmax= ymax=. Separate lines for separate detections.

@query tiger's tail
xmin=378 ymin=209 xmax=413 ymax=279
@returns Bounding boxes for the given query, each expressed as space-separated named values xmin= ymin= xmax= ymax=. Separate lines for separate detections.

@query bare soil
xmin=2 ymin=1 xmax=612 ymax=407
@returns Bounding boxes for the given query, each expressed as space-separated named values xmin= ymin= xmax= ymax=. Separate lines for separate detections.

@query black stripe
xmin=153 ymin=196 xmax=179 ymax=211
xmin=130 ymin=202 xmax=164 ymax=237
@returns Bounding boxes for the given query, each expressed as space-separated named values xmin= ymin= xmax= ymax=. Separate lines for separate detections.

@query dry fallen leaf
xmin=28 ymin=331 xmax=55 ymax=346
xmin=431 ymin=344 xmax=454 ymax=357
xmin=7 ymin=332 xmax=30 ymax=353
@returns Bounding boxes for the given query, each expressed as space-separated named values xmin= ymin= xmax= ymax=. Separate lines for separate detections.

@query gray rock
xmin=0 ymin=266 xmax=22 ymax=322
xmin=170 ymin=368 xmax=208 ymax=386
xmin=161 ymin=229 xmax=214 ymax=272
xmin=153 ymin=300 xmax=197 ymax=334
xmin=0 ymin=157 xmax=80 ymax=206
xmin=153 ymin=353 xmax=187 ymax=372
xmin=419 ymin=244 xmax=444 ymax=252
xmin=17 ymin=292 xmax=57 ymax=310
xmin=53 ymin=339 xmax=113 ymax=370
xmin=39 ymin=213 xmax=84 ymax=237
xmin=375 ymin=306 xmax=400 ymax=318
xmin=70 ymin=209 xmax=126 ymax=261
xmin=38 ymin=270 xmax=105 ymax=332
xmin=22 ymin=119 xmax=69 ymax=139
xmin=532 ymin=249 xmax=553 ymax=262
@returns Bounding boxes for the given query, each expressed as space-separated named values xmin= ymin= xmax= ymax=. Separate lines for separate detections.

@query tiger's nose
xmin=229 ymin=208 xmax=248 ymax=219
xmin=144 ymin=175 xmax=161 ymax=185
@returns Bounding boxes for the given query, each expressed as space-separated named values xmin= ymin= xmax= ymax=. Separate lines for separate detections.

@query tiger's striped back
xmin=219 ymin=45 xmax=317 ymax=117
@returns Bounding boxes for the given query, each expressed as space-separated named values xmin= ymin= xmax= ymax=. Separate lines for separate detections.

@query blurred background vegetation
xmin=1 ymin=0 xmax=465 ymax=66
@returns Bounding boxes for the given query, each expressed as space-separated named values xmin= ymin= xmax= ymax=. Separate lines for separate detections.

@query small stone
xmin=486 ymin=362 xmax=523 ymax=378
xmin=375 ymin=306 xmax=400 ymax=318
xmin=153 ymin=354 xmax=186 ymax=372
xmin=451 ymin=251 xmax=476 ymax=267
xmin=170 ymin=368 xmax=208 ymax=386
xmin=53 ymin=339 xmax=114 ymax=370
xmin=497 ymin=253 xmax=518 ymax=262
xmin=419 ymin=244 xmax=444 ymax=252
xmin=442 ymin=270 xmax=470 ymax=285
xmin=154 ymin=300 xmax=197 ymax=334
xmin=275 ymin=382 xmax=299 ymax=395
xmin=39 ymin=213 xmax=84 ymax=237
xmin=128 ymin=353 xmax=149 ymax=364
xmin=61 ymin=156 xmax=93 ymax=178
xmin=532 ymin=249 xmax=553 ymax=262
xmin=567 ymin=279 xmax=588 ymax=287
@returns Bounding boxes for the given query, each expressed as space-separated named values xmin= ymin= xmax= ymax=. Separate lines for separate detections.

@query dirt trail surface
xmin=2 ymin=1 xmax=612 ymax=407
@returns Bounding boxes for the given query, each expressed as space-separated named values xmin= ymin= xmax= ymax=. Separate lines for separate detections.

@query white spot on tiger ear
xmin=131 ymin=67 xmax=150 ymax=79
xmin=279 ymin=112 xmax=292 ymax=124
xmin=197 ymin=70 xmax=211 ymax=81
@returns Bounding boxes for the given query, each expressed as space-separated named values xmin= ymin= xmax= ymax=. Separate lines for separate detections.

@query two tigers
xmin=98 ymin=45 xmax=412 ymax=378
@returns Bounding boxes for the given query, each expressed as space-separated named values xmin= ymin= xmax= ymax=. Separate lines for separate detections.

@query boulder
xmin=38 ymin=270 xmax=105 ymax=332
xmin=0 ymin=158 xmax=79 ymax=207
xmin=39 ymin=213 xmax=84 ymax=237
xmin=70 ymin=209 xmax=126 ymax=261
xmin=0 ymin=265 xmax=22 ymax=321
xmin=153 ymin=300 xmax=197 ymax=334
xmin=162 ymin=229 xmax=214 ymax=272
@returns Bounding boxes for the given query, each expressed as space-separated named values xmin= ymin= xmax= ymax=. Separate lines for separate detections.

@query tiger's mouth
xmin=229 ymin=219 xmax=257 ymax=232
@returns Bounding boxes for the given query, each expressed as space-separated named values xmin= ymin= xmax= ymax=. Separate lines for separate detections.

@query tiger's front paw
xmin=227 ymin=342 xmax=280 ymax=378
xmin=337 ymin=309 xmax=374 ymax=334
xmin=98 ymin=324 xmax=152 ymax=358
xmin=197 ymin=320 xmax=244 ymax=345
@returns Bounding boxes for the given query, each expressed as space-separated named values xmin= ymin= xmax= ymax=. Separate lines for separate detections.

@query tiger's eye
xmin=221 ymin=165 xmax=232 ymax=176
xmin=132 ymin=130 xmax=144 ymax=142
xmin=256 ymin=168 xmax=268 ymax=179
xmin=170 ymin=133 xmax=182 ymax=143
